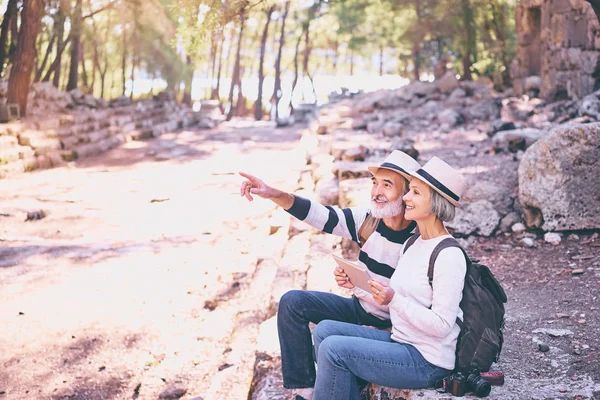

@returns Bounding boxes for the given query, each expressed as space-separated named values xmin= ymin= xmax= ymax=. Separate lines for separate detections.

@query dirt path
xmin=0 ymin=120 xmax=308 ymax=400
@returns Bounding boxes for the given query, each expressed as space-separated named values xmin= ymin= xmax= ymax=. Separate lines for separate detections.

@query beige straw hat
xmin=367 ymin=150 xmax=421 ymax=181
xmin=408 ymin=156 xmax=467 ymax=207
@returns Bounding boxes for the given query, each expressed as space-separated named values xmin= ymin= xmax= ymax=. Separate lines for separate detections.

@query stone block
xmin=0 ymin=135 xmax=18 ymax=150
xmin=338 ymin=178 xmax=371 ymax=208
xmin=332 ymin=161 xmax=373 ymax=181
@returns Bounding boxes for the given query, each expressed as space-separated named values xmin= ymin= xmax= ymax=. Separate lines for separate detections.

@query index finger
xmin=239 ymin=171 xmax=258 ymax=181
xmin=369 ymin=280 xmax=383 ymax=291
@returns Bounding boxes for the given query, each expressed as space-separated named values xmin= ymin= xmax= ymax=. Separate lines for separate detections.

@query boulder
xmin=492 ymin=128 xmax=545 ymax=153
xmin=438 ymin=109 xmax=464 ymax=127
xmin=339 ymin=177 xmax=371 ymax=208
xmin=524 ymin=75 xmax=542 ymax=92
xmin=579 ymin=90 xmax=600 ymax=120
xmin=332 ymin=160 xmax=373 ymax=181
xmin=462 ymin=178 xmax=517 ymax=217
xmin=449 ymin=87 xmax=467 ymax=100
xmin=446 ymin=200 xmax=500 ymax=237
xmin=467 ymin=98 xmax=502 ymax=121
xmin=487 ymin=120 xmax=516 ymax=137
xmin=518 ymin=122 xmax=600 ymax=231
xmin=382 ymin=121 xmax=404 ymax=137
xmin=436 ymin=73 xmax=460 ymax=94
xmin=315 ymin=177 xmax=340 ymax=206
xmin=390 ymin=137 xmax=419 ymax=160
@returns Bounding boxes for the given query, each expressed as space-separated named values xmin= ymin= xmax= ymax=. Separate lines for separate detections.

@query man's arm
xmin=239 ymin=171 xmax=294 ymax=209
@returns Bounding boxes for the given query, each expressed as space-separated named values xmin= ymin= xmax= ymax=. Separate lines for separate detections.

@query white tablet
xmin=332 ymin=254 xmax=373 ymax=293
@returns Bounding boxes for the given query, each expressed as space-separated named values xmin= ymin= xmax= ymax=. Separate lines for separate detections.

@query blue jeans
xmin=312 ymin=320 xmax=451 ymax=400
xmin=277 ymin=290 xmax=391 ymax=389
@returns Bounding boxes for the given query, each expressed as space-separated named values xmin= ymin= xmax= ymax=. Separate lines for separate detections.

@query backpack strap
xmin=402 ymin=233 xmax=420 ymax=254
xmin=427 ymin=237 xmax=469 ymax=330
xmin=357 ymin=213 xmax=380 ymax=248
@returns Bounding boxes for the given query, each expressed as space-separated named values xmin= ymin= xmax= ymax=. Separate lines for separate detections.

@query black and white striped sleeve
xmin=285 ymin=194 xmax=367 ymax=242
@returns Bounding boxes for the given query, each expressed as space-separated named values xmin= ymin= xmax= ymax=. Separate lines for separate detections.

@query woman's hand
xmin=369 ymin=280 xmax=394 ymax=305
xmin=334 ymin=266 xmax=355 ymax=289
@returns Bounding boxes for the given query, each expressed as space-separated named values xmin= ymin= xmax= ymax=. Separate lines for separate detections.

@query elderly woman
xmin=311 ymin=157 xmax=468 ymax=400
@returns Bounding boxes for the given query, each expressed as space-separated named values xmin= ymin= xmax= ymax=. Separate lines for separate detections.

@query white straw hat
xmin=408 ymin=156 xmax=467 ymax=207
xmin=367 ymin=150 xmax=421 ymax=181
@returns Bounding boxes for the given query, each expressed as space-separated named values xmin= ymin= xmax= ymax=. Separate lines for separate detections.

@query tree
xmin=271 ymin=1 xmax=290 ymax=121
xmin=227 ymin=8 xmax=246 ymax=121
xmin=254 ymin=5 xmax=275 ymax=120
xmin=66 ymin=0 xmax=83 ymax=91
xmin=0 ymin=0 xmax=18 ymax=77
xmin=7 ymin=0 xmax=44 ymax=117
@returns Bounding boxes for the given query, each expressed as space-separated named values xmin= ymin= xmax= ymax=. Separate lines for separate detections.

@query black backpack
xmin=403 ymin=234 xmax=507 ymax=372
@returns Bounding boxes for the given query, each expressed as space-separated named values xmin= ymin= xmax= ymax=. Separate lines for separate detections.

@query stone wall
xmin=511 ymin=0 xmax=600 ymax=100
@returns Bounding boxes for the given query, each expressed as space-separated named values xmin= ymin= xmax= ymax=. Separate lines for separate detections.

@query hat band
xmin=379 ymin=162 xmax=409 ymax=177
xmin=416 ymin=169 xmax=460 ymax=202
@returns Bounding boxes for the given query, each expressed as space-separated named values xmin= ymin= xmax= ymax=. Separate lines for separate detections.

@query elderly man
xmin=239 ymin=150 xmax=420 ymax=400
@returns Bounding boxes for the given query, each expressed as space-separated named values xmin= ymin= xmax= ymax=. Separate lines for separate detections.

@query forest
xmin=1 ymin=0 xmax=519 ymax=119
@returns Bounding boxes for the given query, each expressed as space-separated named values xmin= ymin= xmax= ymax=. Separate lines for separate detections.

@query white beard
xmin=369 ymin=196 xmax=405 ymax=219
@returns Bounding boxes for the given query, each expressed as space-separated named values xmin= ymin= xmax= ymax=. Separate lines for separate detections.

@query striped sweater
xmin=286 ymin=195 xmax=416 ymax=320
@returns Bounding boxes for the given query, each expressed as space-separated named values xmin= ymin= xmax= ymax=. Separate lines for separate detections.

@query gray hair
xmin=429 ymin=189 xmax=456 ymax=222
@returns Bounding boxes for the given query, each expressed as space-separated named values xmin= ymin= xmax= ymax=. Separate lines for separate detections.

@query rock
xmin=438 ymin=108 xmax=464 ymax=127
xmin=500 ymin=212 xmax=521 ymax=232
xmin=462 ymin=180 xmax=517 ymax=217
xmin=518 ymin=123 xmax=600 ymax=231
xmin=520 ymin=237 xmax=537 ymax=247
xmin=467 ymin=98 xmax=502 ymax=121
xmin=158 ymin=384 xmax=187 ymax=399
xmin=402 ymin=81 xmax=439 ymax=99
xmin=567 ymin=233 xmax=580 ymax=241
xmin=341 ymin=147 xmax=367 ymax=162
xmin=449 ymin=87 xmax=467 ymax=100
xmin=446 ymin=200 xmax=500 ymax=237
xmin=538 ymin=343 xmax=550 ymax=352
xmin=544 ymin=232 xmax=562 ymax=245
xmin=532 ymin=328 xmax=574 ymax=337
xmin=332 ymin=161 xmax=373 ymax=181
xmin=351 ymin=118 xmax=367 ymax=130
xmin=492 ymin=128 xmax=545 ymax=153
xmin=198 ymin=118 xmax=216 ymax=129
xmin=68 ymin=88 xmax=83 ymax=100
xmin=437 ymin=73 xmax=460 ymax=94
xmin=487 ymin=119 xmax=516 ymax=137
xmin=315 ymin=177 xmax=339 ymax=206
xmin=390 ymin=137 xmax=419 ymax=160
xmin=338 ymin=177 xmax=371 ymax=208
xmin=525 ymin=75 xmax=542 ymax=92
xmin=579 ymin=91 xmax=600 ymax=120
xmin=382 ymin=121 xmax=403 ymax=137
xmin=366 ymin=120 xmax=384 ymax=134
xmin=571 ymin=269 xmax=585 ymax=275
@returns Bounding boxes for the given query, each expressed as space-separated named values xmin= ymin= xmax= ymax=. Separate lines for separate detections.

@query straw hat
xmin=408 ymin=157 xmax=467 ymax=207
xmin=367 ymin=150 xmax=421 ymax=181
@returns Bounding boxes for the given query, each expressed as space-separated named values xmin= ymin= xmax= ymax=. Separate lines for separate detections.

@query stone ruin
xmin=511 ymin=0 xmax=600 ymax=100
xmin=0 ymin=82 xmax=225 ymax=179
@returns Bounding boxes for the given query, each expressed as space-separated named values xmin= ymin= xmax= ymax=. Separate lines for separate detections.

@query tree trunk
xmin=130 ymin=53 xmax=136 ymax=100
xmin=212 ymin=33 xmax=224 ymax=100
xmin=42 ymin=33 xmax=71 ymax=83
xmin=35 ymin=32 xmax=56 ymax=81
xmin=254 ymin=5 xmax=275 ymax=120
xmin=350 ymin=49 xmax=354 ymax=76
xmin=80 ymin=42 xmax=89 ymax=91
xmin=460 ymin=0 xmax=475 ymax=81
xmin=271 ymin=1 xmax=290 ymax=121
xmin=66 ymin=0 xmax=83 ymax=91
xmin=7 ymin=0 xmax=43 ymax=117
xmin=412 ymin=41 xmax=421 ymax=81
xmin=121 ymin=18 xmax=128 ymax=96
xmin=182 ymin=55 xmax=193 ymax=105
xmin=52 ymin=6 xmax=66 ymax=87
xmin=0 ymin=0 xmax=18 ymax=77
xmin=489 ymin=1 xmax=511 ymax=87
xmin=208 ymin=32 xmax=217 ymax=99
xmin=379 ymin=45 xmax=384 ymax=76
xmin=290 ymin=28 xmax=303 ymax=114
xmin=227 ymin=9 xmax=246 ymax=121
xmin=332 ymin=39 xmax=338 ymax=73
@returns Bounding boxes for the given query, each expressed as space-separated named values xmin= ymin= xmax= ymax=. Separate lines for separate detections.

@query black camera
xmin=465 ymin=369 xmax=491 ymax=397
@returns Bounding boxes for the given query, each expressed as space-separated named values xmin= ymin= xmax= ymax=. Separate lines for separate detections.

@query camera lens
xmin=466 ymin=372 xmax=491 ymax=397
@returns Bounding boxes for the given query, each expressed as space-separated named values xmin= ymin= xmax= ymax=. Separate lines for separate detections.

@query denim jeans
xmin=312 ymin=320 xmax=451 ymax=400
xmin=277 ymin=290 xmax=391 ymax=389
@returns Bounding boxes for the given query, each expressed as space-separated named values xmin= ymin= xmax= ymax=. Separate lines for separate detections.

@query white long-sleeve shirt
xmin=286 ymin=195 xmax=416 ymax=320
xmin=389 ymin=234 xmax=466 ymax=370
